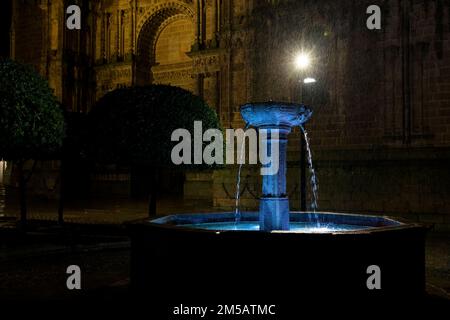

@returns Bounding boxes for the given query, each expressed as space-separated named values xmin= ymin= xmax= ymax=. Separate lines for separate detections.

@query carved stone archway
xmin=135 ymin=3 xmax=195 ymax=85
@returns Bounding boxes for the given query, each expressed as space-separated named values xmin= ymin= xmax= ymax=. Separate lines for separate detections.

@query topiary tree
xmin=88 ymin=85 xmax=221 ymax=216
xmin=0 ymin=58 xmax=65 ymax=228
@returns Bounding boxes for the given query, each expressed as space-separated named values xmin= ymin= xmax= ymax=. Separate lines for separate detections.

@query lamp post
xmin=0 ymin=160 xmax=3 ymax=184
xmin=294 ymin=52 xmax=315 ymax=212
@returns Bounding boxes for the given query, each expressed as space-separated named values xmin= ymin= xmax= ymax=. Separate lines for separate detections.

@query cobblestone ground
xmin=426 ymin=235 xmax=450 ymax=299
xmin=0 ymin=248 xmax=130 ymax=301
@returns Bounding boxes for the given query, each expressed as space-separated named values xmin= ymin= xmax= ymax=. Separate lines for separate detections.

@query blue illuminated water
xmin=235 ymin=123 xmax=250 ymax=224
xmin=300 ymin=126 xmax=319 ymax=212
xmin=181 ymin=221 xmax=371 ymax=233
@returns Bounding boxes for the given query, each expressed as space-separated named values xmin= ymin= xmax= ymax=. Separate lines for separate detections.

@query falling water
xmin=300 ymin=126 xmax=319 ymax=214
xmin=0 ymin=160 xmax=5 ymax=216
xmin=235 ymin=124 xmax=250 ymax=224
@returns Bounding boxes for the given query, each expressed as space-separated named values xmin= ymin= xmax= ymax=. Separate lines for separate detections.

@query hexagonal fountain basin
xmin=127 ymin=100 xmax=429 ymax=306
xmin=128 ymin=211 xmax=427 ymax=305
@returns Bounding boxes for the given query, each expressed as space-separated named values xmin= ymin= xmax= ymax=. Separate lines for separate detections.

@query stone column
xmin=204 ymin=73 xmax=218 ymax=111
xmin=195 ymin=73 xmax=204 ymax=97
xmin=201 ymin=0 xmax=206 ymax=46
xmin=10 ymin=0 xmax=15 ymax=59
xmin=240 ymin=102 xmax=312 ymax=232
xmin=193 ymin=0 xmax=201 ymax=50
xmin=47 ymin=0 xmax=64 ymax=100
xmin=211 ymin=0 xmax=218 ymax=47
xmin=259 ymin=127 xmax=290 ymax=231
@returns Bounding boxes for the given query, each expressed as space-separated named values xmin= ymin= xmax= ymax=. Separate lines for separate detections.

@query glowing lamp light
xmin=303 ymin=77 xmax=317 ymax=84
xmin=294 ymin=53 xmax=311 ymax=70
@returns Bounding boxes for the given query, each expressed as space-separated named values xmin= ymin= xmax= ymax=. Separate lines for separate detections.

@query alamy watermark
xmin=366 ymin=265 xmax=381 ymax=290
xmin=66 ymin=265 xmax=81 ymax=290
xmin=171 ymin=121 xmax=280 ymax=176
xmin=367 ymin=5 xmax=381 ymax=30
xmin=66 ymin=5 xmax=81 ymax=30
xmin=66 ymin=5 xmax=381 ymax=31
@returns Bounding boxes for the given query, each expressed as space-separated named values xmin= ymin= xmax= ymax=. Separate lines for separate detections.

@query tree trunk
xmin=17 ymin=162 xmax=27 ymax=230
xmin=58 ymin=160 xmax=64 ymax=225
xmin=148 ymin=167 xmax=157 ymax=217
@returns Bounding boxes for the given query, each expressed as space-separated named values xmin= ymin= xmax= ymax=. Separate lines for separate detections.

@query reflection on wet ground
xmin=0 ymin=184 xmax=5 ymax=215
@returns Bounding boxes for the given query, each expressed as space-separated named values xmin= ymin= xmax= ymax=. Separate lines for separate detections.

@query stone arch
xmin=136 ymin=1 xmax=195 ymax=37
xmin=135 ymin=2 xmax=195 ymax=85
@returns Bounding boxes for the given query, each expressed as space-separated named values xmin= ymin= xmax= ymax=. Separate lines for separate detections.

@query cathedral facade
xmin=10 ymin=0 xmax=254 ymax=128
xmin=7 ymin=0 xmax=450 ymax=230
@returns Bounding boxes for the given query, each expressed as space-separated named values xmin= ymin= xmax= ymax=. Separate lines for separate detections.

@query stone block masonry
xmin=7 ymin=0 xmax=450 ymax=230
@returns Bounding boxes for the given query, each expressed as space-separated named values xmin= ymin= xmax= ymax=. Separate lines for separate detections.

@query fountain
xmin=240 ymin=102 xmax=311 ymax=231
xmin=127 ymin=102 xmax=428 ymax=305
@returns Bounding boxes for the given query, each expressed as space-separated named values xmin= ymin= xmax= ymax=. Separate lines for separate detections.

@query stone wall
xmin=315 ymin=147 xmax=450 ymax=232
xmin=210 ymin=146 xmax=450 ymax=232
xmin=184 ymin=171 xmax=214 ymax=203
xmin=249 ymin=0 xmax=450 ymax=148
xmin=8 ymin=0 xmax=450 ymax=230
xmin=12 ymin=2 xmax=46 ymax=73
xmin=10 ymin=1 xmax=450 ymax=142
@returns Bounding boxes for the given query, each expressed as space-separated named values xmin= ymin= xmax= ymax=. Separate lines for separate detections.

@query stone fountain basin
xmin=240 ymin=102 xmax=312 ymax=127
xmin=148 ymin=211 xmax=402 ymax=232
xmin=127 ymin=212 xmax=427 ymax=304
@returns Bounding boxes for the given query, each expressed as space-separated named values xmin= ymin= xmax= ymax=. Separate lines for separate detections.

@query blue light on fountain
xmin=148 ymin=102 xmax=408 ymax=234
xmin=131 ymin=103 xmax=427 ymax=301
xmin=240 ymin=102 xmax=312 ymax=231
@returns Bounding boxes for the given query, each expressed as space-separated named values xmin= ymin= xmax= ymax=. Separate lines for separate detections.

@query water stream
xmin=234 ymin=124 xmax=320 ymax=229
xmin=235 ymin=124 xmax=250 ymax=224
xmin=0 ymin=160 xmax=5 ymax=215
xmin=300 ymin=126 xmax=320 ymax=226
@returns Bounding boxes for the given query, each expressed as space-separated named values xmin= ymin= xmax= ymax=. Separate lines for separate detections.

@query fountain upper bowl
xmin=240 ymin=102 xmax=312 ymax=128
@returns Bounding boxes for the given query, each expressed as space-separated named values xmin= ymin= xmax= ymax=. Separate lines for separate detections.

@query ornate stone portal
xmin=133 ymin=1 xmax=224 ymax=114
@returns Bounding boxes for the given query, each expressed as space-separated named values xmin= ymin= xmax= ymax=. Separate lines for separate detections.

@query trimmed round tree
xmin=88 ymin=85 xmax=221 ymax=216
xmin=0 ymin=59 xmax=65 ymax=227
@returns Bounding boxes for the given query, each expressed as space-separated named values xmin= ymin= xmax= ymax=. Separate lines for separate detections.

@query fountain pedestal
xmin=240 ymin=102 xmax=312 ymax=231
xmin=259 ymin=127 xmax=290 ymax=231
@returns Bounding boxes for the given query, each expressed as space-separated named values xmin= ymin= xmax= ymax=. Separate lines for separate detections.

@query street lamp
xmin=294 ymin=52 xmax=315 ymax=212
xmin=293 ymin=52 xmax=315 ymax=102
xmin=294 ymin=53 xmax=311 ymax=71
xmin=303 ymin=77 xmax=317 ymax=84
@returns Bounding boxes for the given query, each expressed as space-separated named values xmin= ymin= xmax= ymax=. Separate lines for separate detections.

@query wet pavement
xmin=426 ymin=234 xmax=450 ymax=299
xmin=0 ymin=185 xmax=212 ymax=225
xmin=0 ymin=247 xmax=130 ymax=301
